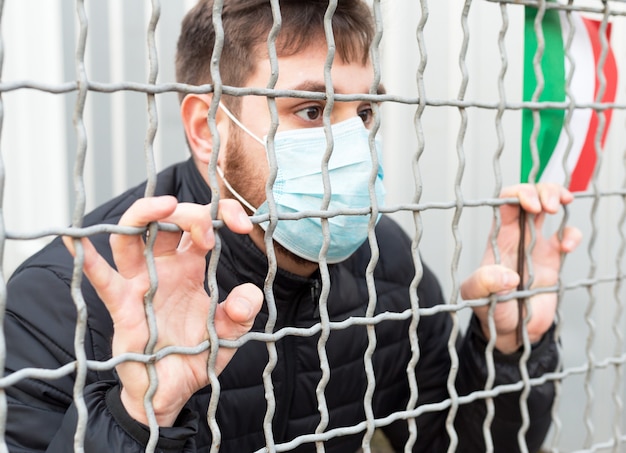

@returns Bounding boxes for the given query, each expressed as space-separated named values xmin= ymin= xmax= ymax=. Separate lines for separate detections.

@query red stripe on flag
xmin=569 ymin=19 xmax=618 ymax=192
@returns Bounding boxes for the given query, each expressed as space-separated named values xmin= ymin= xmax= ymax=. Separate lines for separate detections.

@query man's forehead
xmin=243 ymin=46 xmax=383 ymax=95
xmin=287 ymin=80 xmax=386 ymax=96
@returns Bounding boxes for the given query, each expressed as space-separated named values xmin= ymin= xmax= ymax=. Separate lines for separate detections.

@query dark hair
xmin=175 ymin=0 xmax=374 ymax=102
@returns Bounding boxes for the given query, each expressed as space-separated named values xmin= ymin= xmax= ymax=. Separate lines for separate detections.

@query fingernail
xmin=549 ymin=195 xmax=559 ymax=210
xmin=62 ymin=236 xmax=76 ymax=256
xmin=502 ymin=272 xmax=517 ymax=288
xmin=236 ymin=297 xmax=254 ymax=319
xmin=206 ymin=229 xmax=214 ymax=244
xmin=239 ymin=211 xmax=251 ymax=225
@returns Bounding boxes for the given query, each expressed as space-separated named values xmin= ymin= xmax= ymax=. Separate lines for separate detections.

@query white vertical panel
xmin=381 ymin=0 xmax=524 ymax=294
xmin=381 ymin=0 xmax=459 ymax=294
xmin=109 ymin=0 xmax=129 ymax=197
xmin=154 ymin=1 xmax=189 ymax=172
xmin=2 ymin=0 xmax=67 ymax=275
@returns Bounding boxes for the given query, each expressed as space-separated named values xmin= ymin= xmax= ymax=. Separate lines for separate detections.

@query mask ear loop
xmin=215 ymin=102 xmax=264 ymax=213
xmin=215 ymin=166 xmax=257 ymax=213
xmin=218 ymin=102 xmax=265 ymax=146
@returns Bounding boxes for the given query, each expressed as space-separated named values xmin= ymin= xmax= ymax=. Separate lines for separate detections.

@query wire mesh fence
xmin=1 ymin=0 xmax=626 ymax=452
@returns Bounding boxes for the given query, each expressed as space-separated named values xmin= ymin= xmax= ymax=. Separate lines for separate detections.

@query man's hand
xmin=460 ymin=184 xmax=583 ymax=354
xmin=63 ymin=196 xmax=263 ymax=426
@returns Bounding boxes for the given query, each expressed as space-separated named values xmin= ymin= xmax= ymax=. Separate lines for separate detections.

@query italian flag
xmin=521 ymin=6 xmax=618 ymax=192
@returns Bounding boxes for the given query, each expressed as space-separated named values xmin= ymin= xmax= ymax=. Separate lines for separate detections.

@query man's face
xmin=221 ymin=42 xmax=378 ymax=211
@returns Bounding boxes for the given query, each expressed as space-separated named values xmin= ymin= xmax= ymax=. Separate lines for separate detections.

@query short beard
xmin=222 ymin=126 xmax=261 ymax=213
xmin=222 ymin=126 xmax=316 ymax=268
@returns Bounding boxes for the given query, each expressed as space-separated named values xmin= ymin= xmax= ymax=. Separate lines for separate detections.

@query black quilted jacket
xmin=5 ymin=158 xmax=558 ymax=452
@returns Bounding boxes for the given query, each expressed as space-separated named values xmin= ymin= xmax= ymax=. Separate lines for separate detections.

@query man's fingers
xmin=493 ymin=183 xmax=575 ymax=236
xmin=158 ymin=203 xmax=215 ymax=254
xmin=461 ymin=264 xmax=520 ymax=300
xmin=62 ymin=236 xmax=125 ymax=312
xmin=214 ymin=283 xmax=263 ymax=341
xmin=110 ymin=198 xmax=252 ymax=268
xmin=536 ymin=183 xmax=573 ymax=213
xmin=213 ymin=284 xmax=262 ymax=376
xmin=500 ymin=183 xmax=574 ymax=214
xmin=152 ymin=230 xmax=184 ymax=256
xmin=112 ymin=196 xmax=179 ymax=276
xmin=163 ymin=199 xmax=252 ymax=254
xmin=212 ymin=283 xmax=262 ymax=375
xmin=217 ymin=199 xmax=253 ymax=234
xmin=558 ymin=225 xmax=583 ymax=253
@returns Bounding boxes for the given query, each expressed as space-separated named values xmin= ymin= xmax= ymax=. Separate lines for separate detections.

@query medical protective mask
xmin=218 ymin=103 xmax=385 ymax=264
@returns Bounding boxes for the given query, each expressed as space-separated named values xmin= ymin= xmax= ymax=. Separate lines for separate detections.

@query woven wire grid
xmin=0 ymin=0 xmax=625 ymax=452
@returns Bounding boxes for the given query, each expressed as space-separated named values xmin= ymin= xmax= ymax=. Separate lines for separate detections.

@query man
xmin=4 ymin=0 xmax=582 ymax=451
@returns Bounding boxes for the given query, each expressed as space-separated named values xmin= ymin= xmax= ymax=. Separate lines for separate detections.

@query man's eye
xmin=358 ymin=108 xmax=373 ymax=125
xmin=295 ymin=106 xmax=323 ymax=121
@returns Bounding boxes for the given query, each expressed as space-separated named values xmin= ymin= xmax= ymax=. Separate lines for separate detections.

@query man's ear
xmin=180 ymin=94 xmax=229 ymax=165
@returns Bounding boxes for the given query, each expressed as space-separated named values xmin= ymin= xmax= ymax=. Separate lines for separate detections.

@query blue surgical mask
xmin=218 ymin=103 xmax=385 ymax=264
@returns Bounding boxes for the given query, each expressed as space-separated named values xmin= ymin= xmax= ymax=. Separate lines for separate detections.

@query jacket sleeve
xmin=372 ymin=218 xmax=558 ymax=452
xmin=46 ymin=382 xmax=198 ymax=453
xmin=454 ymin=315 xmax=558 ymax=453
xmin=382 ymin=312 xmax=558 ymax=453
xmin=4 ymin=257 xmax=199 ymax=452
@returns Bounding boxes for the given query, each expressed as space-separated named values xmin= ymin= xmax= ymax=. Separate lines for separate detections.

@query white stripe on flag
xmin=540 ymin=11 xmax=595 ymax=186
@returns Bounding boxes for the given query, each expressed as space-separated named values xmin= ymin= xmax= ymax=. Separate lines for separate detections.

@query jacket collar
xmin=217 ymin=227 xmax=321 ymax=310
xmin=178 ymin=158 xmax=213 ymax=205
xmin=178 ymin=159 xmax=322 ymax=308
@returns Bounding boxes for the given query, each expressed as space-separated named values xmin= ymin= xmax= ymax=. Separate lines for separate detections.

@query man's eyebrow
xmin=290 ymin=81 xmax=387 ymax=96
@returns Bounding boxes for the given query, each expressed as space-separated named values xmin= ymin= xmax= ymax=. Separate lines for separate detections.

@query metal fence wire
xmin=1 ymin=0 xmax=626 ymax=452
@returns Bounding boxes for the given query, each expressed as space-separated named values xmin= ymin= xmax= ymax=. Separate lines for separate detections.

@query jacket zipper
xmin=274 ymin=293 xmax=299 ymax=444
xmin=275 ymin=278 xmax=322 ymax=443
xmin=311 ymin=279 xmax=321 ymax=320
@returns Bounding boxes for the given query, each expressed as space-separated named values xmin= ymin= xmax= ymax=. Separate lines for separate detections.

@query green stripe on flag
xmin=521 ymin=7 xmax=567 ymax=184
